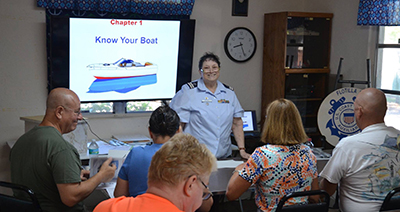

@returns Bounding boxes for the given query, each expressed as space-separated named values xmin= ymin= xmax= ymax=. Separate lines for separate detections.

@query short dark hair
xmin=149 ymin=105 xmax=180 ymax=137
xmin=198 ymin=52 xmax=221 ymax=70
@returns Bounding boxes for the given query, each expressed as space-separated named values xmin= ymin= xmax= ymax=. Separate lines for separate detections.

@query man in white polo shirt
xmin=320 ymin=88 xmax=400 ymax=212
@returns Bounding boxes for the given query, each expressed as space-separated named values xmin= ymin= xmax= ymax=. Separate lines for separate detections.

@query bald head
xmin=41 ymin=88 xmax=82 ymax=134
xmin=47 ymin=88 xmax=80 ymax=111
xmin=354 ymin=88 xmax=387 ymax=129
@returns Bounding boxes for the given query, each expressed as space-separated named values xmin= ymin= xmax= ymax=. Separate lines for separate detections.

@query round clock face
xmin=224 ymin=27 xmax=257 ymax=63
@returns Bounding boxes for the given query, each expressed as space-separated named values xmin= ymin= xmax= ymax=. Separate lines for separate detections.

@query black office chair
xmin=276 ymin=190 xmax=330 ymax=212
xmin=380 ymin=186 xmax=400 ymax=211
xmin=0 ymin=181 xmax=42 ymax=212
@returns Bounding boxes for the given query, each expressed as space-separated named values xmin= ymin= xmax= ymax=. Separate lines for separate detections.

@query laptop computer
xmin=241 ymin=110 xmax=259 ymax=137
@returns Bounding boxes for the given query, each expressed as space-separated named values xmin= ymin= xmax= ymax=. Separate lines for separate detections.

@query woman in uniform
xmin=170 ymin=52 xmax=250 ymax=159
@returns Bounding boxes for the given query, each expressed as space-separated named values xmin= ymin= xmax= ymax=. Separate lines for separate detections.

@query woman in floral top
xmin=226 ymin=98 xmax=319 ymax=211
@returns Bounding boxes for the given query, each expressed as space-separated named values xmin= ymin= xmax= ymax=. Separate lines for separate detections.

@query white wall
xmin=0 ymin=0 xmax=375 ymax=187
xmin=0 ymin=1 xmax=48 ymax=183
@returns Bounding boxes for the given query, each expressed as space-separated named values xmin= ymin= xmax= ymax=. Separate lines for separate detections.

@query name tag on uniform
xmin=218 ymin=99 xmax=230 ymax=103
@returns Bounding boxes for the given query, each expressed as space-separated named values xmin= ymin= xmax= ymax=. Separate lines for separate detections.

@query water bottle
xmin=88 ymin=139 xmax=99 ymax=156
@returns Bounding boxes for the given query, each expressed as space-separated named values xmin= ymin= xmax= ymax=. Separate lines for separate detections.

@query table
xmin=82 ymin=158 xmax=245 ymax=211
xmin=210 ymin=168 xmax=237 ymax=194
xmin=210 ymin=159 xmax=245 ymax=194
xmin=92 ymin=159 xmax=245 ymax=197
xmin=84 ymin=152 xmax=330 ymax=210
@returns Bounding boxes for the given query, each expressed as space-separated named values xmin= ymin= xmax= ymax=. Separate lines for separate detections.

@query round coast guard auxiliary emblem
xmin=317 ymin=87 xmax=362 ymax=146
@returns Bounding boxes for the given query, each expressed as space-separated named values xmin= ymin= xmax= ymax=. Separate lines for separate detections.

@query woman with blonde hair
xmin=226 ymin=98 xmax=319 ymax=211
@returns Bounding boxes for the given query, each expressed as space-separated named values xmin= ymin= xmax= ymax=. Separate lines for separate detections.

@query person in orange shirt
xmin=93 ymin=133 xmax=217 ymax=212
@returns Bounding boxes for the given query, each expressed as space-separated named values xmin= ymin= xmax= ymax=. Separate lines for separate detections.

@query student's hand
xmin=308 ymin=195 xmax=322 ymax=204
xmin=239 ymin=150 xmax=250 ymax=159
xmin=80 ymin=169 xmax=90 ymax=181
xmin=98 ymin=157 xmax=117 ymax=183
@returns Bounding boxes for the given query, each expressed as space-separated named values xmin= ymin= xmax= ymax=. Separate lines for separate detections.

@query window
xmin=81 ymin=102 xmax=114 ymax=113
xmin=126 ymin=100 xmax=163 ymax=112
xmin=81 ymin=100 xmax=166 ymax=114
xmin=385 ymin=94 xmax=400 ymax=131
xmin=377 ymin=26 xmax=400 ymax=130
xmin=376 ymin=26 xmax=400 ymax=92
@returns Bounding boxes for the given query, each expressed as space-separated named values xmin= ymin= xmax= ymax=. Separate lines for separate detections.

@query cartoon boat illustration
xmin=87 ymin=74 xmax=157 ymax=93
xmin=87 ymin=58 xmax=158 ymax=79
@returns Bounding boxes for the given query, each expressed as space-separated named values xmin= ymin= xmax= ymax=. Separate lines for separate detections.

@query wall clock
xmin=224 ymin=27 xmax=257 ymax=63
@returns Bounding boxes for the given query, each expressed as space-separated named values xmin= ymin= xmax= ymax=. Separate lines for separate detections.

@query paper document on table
xmin=89 ymin=155 xmax=124 ymax=181
xmin=108 ymin=149 xmax=130 ymax=159
xmin=96 ymin=141 xmax=132 ymax=155
xmin=217 ymin=160 xmax=244 ymax=169
xmin=112 ymin=134 xmax=151 ymax=143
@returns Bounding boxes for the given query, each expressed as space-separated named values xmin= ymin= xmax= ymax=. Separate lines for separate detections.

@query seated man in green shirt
xmin=10 ymin=88 xmax=116 ymax=212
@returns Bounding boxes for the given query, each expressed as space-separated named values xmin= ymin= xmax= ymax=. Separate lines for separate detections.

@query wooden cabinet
xmin=261 ymin=12 xmax=333 ymax=144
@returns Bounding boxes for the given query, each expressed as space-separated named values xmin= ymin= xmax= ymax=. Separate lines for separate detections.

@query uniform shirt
xmin=118 ymin=143 xmax=164 ymax=197
xmin=170 ymin=78 xmax=244 ymax=158
xmin=320 ymin=123 xmax=400 ymax=212
xmin=239 ymin=144 xmax=318 ymax=211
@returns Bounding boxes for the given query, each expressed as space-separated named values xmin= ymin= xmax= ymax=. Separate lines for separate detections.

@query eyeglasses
xmin=198 ymin=177 xmax=213 ymax=200
xmin=59 ymin=105 xmax=81 ymax=116
xmin=201 ymin=66 xmax=220 ymax=73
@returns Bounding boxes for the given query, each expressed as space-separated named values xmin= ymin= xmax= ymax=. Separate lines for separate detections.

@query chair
xmin=380 ymin=187 xmax=400 ymax=211
xmin=276 ymin=190 xmax=330 ymax=212
xmin=0 ymin=181 xmax=42 ymax=212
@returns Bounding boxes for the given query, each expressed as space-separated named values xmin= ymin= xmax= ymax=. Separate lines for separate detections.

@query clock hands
xmin=225 ymin=28 xmax=256 ymax=62
xmin=233 ymin=42 xmax=246 ymax=56
xmin=240 ymin=43 xmax=246 ymax=56
xmin=233 ymin=43 xmax=243 ymax=48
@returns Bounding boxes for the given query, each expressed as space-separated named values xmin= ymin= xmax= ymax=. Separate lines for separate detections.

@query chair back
xmin=276 ymin=190 xmax=330 ymax=212
xmin=380 ymin=187 xmax=400 ymax=211
xmin=0 ymin=181 xmax=42 ymax=212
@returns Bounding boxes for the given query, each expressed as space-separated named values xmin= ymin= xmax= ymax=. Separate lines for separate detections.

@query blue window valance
xmin=37 ymin=0 xmax=195 ymax=16
xmin=358 ymin=0 xmax=400 ymax=26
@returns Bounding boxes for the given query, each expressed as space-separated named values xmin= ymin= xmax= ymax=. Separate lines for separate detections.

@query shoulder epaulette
xmin=223 ymin=83 xmax=234 ymax=91
xmin=186 ymin=81 xmax=198 ymax=89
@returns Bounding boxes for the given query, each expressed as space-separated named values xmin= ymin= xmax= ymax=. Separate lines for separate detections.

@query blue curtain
xmin=37 ymin=0 xmax=195 ymax=16
xmin=358 ymin=0 xmax=400 ymax=25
